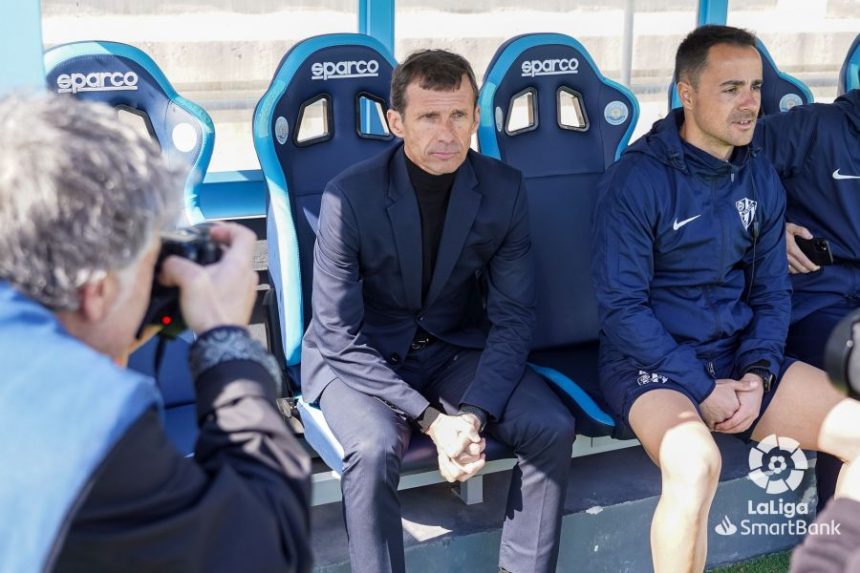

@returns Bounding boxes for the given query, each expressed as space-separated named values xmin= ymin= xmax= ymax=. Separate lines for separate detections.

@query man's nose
xmin=739 ymin=87 xmax=760 ymax=112
xmin=436 ymin=119 xmax=457 ymax=143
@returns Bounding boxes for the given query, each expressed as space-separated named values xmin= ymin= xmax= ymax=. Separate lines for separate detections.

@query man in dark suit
xmin=302 ymin=50 xmax=576 ymax=573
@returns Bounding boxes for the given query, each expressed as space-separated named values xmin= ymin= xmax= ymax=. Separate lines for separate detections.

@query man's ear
xmin=387 ymin=108 xmax=404 ymax=138
xmin=471 ymin=104 xmax=480 ymax=134
xmin=677 ymin=80 xmax=695 ymax=110
xmin=77 ymin=273 xmax=118 ymax=324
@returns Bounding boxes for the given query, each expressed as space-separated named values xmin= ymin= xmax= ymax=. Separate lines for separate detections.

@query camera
xmin=137 ymin=223 xmax=222 ymax=339
xmin=825 ymin=309 xmax=860 ymax=398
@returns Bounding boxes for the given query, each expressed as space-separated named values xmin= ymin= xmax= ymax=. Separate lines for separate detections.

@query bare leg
xmin=751 ymin=362 xmax=860 ymax=463
xmin=629 ymin=390 xmax=722 ymax=573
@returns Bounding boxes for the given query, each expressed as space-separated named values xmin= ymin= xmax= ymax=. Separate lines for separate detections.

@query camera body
xmin=826 ymin=309 xmax=860 ymax=398
xmin=137 ymin=224 xmax=222 ymax=338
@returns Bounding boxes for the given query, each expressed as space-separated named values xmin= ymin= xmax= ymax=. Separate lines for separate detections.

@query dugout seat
xmin=478 ymin=33 xmax=639 ymax=438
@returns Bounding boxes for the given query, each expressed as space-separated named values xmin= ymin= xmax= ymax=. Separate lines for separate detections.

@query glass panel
xmin=41 ymin=0 xmax=357 ymax=170
xmin=395 ymin=0 xmax=698 ymax=143
xmin=557 ymin=88 xmax=588 ymax=130
xmin=296 ymin=96 xmax=330 ymax=144
xmin=728 ymin=0 xmax=858 ymax=103
xmin=357 ymin=95 xmax=391 ymax=138
xmin=506 ymin=89 xmax=536 ymax=134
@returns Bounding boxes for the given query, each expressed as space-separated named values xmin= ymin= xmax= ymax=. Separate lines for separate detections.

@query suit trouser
xmin=786 ymin=298 xmax=859 ymax=512
xmin=319 ymin=341 xmax=576 ymax=573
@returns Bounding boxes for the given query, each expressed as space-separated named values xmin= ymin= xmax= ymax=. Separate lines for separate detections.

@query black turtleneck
xmin=404 ymin=153 xmax=456 ymax=300
xmin=404 ymin=153 xmax=490 ymax=432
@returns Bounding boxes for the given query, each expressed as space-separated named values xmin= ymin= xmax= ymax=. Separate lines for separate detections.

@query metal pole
xmin=621 ymin=0 xmax=635 ymax=88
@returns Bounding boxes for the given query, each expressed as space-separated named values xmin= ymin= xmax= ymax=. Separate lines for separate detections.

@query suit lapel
xmin=425 ymin=155 xmax=481 ymax=308
xmin=386 ymin=148 xmax=423 ymax=311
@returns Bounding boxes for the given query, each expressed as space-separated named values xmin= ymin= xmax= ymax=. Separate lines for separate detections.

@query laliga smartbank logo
xmin=311 ymin=60 xmax=379 ymax=81
xmin=713 ymin=434 xmax=841 ymax=537
xmin=748 ymin=434 xmax=807 ymax=494
xmin=56 ymin=71 xmax=139 ymax=94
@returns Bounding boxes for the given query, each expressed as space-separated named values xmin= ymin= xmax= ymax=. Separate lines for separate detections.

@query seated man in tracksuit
xmin=755 ymin=89 xmax=860 ymax=510
xmin=592 ymin=25 xmax=860 ymax=572
xmin=0 ymin=94 xmax=311 ymax=573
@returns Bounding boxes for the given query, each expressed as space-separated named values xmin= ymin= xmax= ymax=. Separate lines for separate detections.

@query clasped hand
xmin=426 ymin=412 xmax=486 ymax=483
xmin=700 ymin=374 xmax=764 ymax=434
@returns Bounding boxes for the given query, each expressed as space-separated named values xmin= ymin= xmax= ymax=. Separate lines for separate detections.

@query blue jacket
xmin=756 ymin=89 xmax=860 ymax=322
xmin=0 ymin=282 xmax=159 ymax=572
xmin=302 ymin=145 xmax=535 ymax=420
xmin=592 ymin=109 xmax=791 ymax=403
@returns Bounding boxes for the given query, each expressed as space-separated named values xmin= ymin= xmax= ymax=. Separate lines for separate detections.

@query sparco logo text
xmin=56 ymin=72 xmax=139 ymax=94
xmin=311 ymin=60 xmax=379 ymax=80
xmin=520 ymin=58 xmax=580 ymax=77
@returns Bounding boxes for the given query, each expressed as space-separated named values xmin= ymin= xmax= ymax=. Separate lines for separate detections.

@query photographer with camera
xmin=793 ymin=312 xmax=860 ymax=572
xmin=0 ymin=93 xmax=311 ymax=573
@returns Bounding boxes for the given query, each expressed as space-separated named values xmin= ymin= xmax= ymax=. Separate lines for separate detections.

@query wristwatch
xmin=745 ymin=367 xmax=774 ymax=393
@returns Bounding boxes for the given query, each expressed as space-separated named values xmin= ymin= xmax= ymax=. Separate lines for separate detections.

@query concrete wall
xmin=38 ymin=0 xmax=859 ymax=169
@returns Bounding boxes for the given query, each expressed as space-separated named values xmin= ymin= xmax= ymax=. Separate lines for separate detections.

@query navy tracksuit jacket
xmin=592 ymin=109 xmax=791 ymax=408
xmin=756 ymin=89 xmax=860 ymax=322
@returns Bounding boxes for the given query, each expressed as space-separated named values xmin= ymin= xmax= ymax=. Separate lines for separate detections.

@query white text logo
xmin=311 ymin=60 xmax=379 ymax=81
xmin=520 ymin=58 xmax=579 ymax=78
xmin=56 ymin=71 xmax=139 ymax=94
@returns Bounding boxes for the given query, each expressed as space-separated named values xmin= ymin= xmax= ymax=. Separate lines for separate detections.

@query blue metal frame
xmin=1 ymin=0 xmax=44 ymax=93
xmin=697 ymin=0 xmax=728 ymax=26
xmin=477 ymin=33 xmax=640 ymax=162
xmin=358 ymin=0 xmax=395 ymax=55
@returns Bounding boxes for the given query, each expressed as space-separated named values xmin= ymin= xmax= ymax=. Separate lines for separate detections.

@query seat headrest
xmin=254 ymin=33 xmax=396 ymax=199
xmin=253 ymin=34 xmax=398 ymax=370
xmin=839 ymin=33 xmax=860 ymax=95
xmin=478 ymin=34 xmax=639 ymax=349
xmin=478 ymin=33 xmax=638 ymax=177
xmin=754 ymin=39 xmax=813 ymax=113
xmin=44 ymin=41 xmax=214 ymax=223
xmin=668 ymin=38 xmax=813 ymax=115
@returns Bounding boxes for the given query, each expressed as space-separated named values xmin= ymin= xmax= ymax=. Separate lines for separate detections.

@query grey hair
xmin=0 ymin=92 xmax=182 ymax=310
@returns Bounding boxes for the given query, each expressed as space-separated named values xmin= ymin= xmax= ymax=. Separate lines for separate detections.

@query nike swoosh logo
xmin=673 ymin=214 xmax=702 ymax=231
xmin=833 ymin=169 xmax=860 ymax=180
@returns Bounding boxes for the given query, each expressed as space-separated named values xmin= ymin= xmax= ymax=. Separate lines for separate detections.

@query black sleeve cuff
xmin=459 ymin=404 xmax=488 ymax=432
xmin=194 ymin=360 xmax=279 ymax=421
xmin=416 ymin=406 xmax=442 ymax=433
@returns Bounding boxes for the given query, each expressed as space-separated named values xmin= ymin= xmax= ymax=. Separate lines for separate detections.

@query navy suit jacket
xmin=301 ymin=144 xmax=536 ymax=420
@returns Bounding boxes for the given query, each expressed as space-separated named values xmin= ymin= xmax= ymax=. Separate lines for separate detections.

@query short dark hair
xmin=390 ymin=49 xmax=479 ymax=113
xmin=675 ymin=25 xmax=758 ymax=87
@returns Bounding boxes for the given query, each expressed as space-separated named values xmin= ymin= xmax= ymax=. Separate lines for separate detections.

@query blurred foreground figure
xmin=0 ymin=93 xmax=311 ymax=573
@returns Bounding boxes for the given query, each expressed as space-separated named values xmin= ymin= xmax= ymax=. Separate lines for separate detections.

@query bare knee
xmin=659 ymin=425 xmax=722 ymax=496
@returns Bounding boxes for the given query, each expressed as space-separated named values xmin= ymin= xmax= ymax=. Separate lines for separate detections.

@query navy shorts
xmin=601 ymin=353 xmax=798 ymax=441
